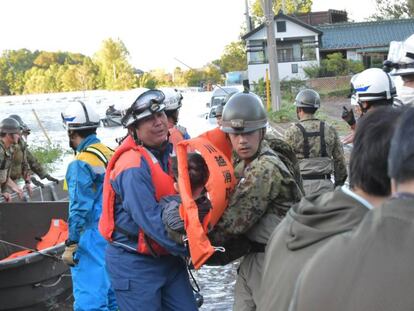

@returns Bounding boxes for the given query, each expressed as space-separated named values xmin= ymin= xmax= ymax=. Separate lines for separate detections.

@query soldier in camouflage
xmin=0 ymin=117 xmax=24 ymax=202
xmin=9 ymin=115 xmax=58 ymax=188
xmin=285 ymin=89 xmax=347 ymax=196
xmin=208 ymin=91 xmax=303 ymax=311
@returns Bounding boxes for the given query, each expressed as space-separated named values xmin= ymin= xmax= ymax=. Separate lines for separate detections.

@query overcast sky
xmin=0 ymin=0 xmax=377 ymax=71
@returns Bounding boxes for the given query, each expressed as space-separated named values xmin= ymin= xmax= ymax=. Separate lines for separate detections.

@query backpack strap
xmin=82 ymin=146 xmax=109 ymax=168
xmin=295 ymin=122 xmax=327 ymax=158
xmin=319 ymin=121 xmax=328 ymax=157
xmin=0 ymin=144 xmax=7 ymax=170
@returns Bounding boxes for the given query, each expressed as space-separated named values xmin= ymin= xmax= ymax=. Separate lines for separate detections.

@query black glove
xmin=205 ymin=235 xmax=252 ymax=266
xmin=45 ymin=174 xmax=59 ymax=184
xmin=341 ymin=106 xmax=356 ymax=127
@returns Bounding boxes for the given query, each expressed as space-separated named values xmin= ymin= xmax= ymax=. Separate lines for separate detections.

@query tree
xmin=251 ymin=0 xmax=312 ymax=25
xmin=219 ymin=41 xmax=247 ymax=73
xmin=94 ymin=38 xmax=137 ymax=90
xmin=371 ymin=0 xmax=414 ymax=20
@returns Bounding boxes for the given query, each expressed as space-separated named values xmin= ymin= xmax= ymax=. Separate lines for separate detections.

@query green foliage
xmin=268 ymin=100 xmax=297 ymax=123
xmin=370 ymin=0 xmax=414 ymax=20
xmin=29 ymin=144 xmax=64 ymax=169
xmin=94 ymin=38 xmax=137 ymax=90
xmin=251 ymin=0 xmax=312 ymax=25
xmin=303 ymin=53 xmax=364 ymax=78
xmin=137 ymin=72 xmax=158 ymax=89
xmin=218 ymin=41 xmax=247 ymax=73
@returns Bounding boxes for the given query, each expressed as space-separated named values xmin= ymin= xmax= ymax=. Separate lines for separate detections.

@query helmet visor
xmin=122 ymin=90 xmax=166 ymax=127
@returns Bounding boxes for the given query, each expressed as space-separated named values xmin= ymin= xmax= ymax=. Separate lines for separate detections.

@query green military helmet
xmin=0 ymin=117 xmax=21 ymax=134
xmin=9 ymin=114 xmax=30 ymax=133
xmin=294 ymin=89 xmax=321 ymax=109
xmin=221 ymin=91 xmax=268 ymax=134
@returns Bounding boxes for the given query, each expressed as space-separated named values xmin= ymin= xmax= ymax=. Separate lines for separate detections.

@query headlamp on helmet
xmin=121 ymin=89 xmax=166 ymax=127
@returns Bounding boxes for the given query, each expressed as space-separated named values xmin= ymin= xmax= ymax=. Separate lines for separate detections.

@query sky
xmin=0 ymin=0 xmax=377 ymax=72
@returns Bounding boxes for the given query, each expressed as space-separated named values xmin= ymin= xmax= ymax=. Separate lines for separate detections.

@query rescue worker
xmin=207 ymin=91 xmax=303 ymax=310
xmin=99 ymin=89 xmax=198 ymax=311
xmin=61 ymin=101 xmax=117 ymax=311
xmin=384 ymin=34 xmax=414 ymax=104
xmin=0 ymin=117 xmax=24 ymax=202
xmin=214 ymin=103 xmax=224 ymax=127
xmin=342 ymin=68 xmax=397 ymax=144
xmin=285 ymin=89 xmax=347 ymax=196
xmin=9 ymin=114 xmax=58 ymax=186
xmin=289 ymin=106 xmax=414 ymax=311
xmin=162 ymin=88 xmax=190 ymax=151
xmin=258 ymin=106 xmax=401 ymax=311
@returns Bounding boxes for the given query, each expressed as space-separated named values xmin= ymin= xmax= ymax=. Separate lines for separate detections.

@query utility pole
xmin=262 ymin=0 xmax=281 ymax=111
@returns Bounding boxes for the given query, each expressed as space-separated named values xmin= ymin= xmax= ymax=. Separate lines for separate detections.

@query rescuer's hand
xmin=62 ymin=242 xmax=78 ymax=267
xmin=2 ymin=192 xmax=11 ymax=202
xmin=161 ymin=201 xmax=186 ymax=244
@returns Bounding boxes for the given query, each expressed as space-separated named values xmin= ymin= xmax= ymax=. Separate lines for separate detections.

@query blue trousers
xmin=71 ymin=229 xmax=117 ymax=311
xmin=106 ymin=244 xmax=197 ymax=311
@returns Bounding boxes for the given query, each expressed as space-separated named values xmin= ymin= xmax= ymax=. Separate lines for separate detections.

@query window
xmin=276 ymin=21 xmax=286 ymax=32
xmin=247 ymin=40 xmax=267 ymax=64
xmin=291 ymin=64 xmax=298 ymax=73
xmin=277 ymin=42 xmax=301 ymax=62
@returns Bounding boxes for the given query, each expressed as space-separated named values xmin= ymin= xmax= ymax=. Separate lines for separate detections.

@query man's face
xmin=136 ymin=111 xmax=169 ymax=148
xmin=229 ymin=130 xmax=261 ymax=161
xmin=5 ymin=132 xmax=20 ymax=145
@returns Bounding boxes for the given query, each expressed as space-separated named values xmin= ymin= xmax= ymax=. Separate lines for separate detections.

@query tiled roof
xmin=317 ymin=18 xmax=414 ymax=50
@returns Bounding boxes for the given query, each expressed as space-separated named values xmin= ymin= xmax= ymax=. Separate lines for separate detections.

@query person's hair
xmin=171 ymin=153 xmax=209 ymax=192
xmin=73 ymin=128 xmax=97 ymax=139
xmin=300 ymin=107 xmax=318 ymax=114
xmin=388 ymin=106 xmax=414 ymax=184
xmin=401 ymin=74 xmax=414 ymax=83
xmin=349 ymin=106 xmax=402 ymax=196
xmin=366 ymin=98 xmax=393 ymax=107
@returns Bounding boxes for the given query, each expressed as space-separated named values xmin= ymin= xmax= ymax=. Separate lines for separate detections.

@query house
xmin=317 ymin=19 xmax=414 ymax=68
xmin=242 ymin=12 xmax=322 ymax=82
xmin=242 ymin=11 xmax=414 ymax=82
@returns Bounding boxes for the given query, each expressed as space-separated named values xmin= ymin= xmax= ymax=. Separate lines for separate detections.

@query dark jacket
xmin=290 ymin=195 xmax=414 ymax=311
xmin=258 ymin=187 xmax=369 ymax=311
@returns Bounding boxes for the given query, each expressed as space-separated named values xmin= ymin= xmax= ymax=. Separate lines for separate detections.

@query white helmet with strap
xmin=160 ymin=88 xmax=183 ymax=111
xmin=61 ymin=101 xmax=100 ymax=131
xmin=384 ymin=34 xmax=414 ymax=76
xmin=351 ymin=68 xmax=396 ymax=103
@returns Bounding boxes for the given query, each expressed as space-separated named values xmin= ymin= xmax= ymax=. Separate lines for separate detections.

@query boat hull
xmin=0 ymin=202 xmax=72 ymax=310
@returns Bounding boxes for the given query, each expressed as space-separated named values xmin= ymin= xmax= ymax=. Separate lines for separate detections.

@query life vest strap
xmin=82 ymin=146 xmax=109 ymax=168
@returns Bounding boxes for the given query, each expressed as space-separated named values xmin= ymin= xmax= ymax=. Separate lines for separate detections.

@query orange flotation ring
xmin=175 ymin=135 xmax=236 ymax=269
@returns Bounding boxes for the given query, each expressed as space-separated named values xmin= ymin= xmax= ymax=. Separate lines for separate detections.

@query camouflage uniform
xmin=0 ymin=140 xmax=13 ymax=189
xmin=209 ymin=140 xmax=302 ymax=311
xmin=285 ymin=116 xmax=347 ymax=196
xmin=10 ymin=139 xmax=47 ymax=181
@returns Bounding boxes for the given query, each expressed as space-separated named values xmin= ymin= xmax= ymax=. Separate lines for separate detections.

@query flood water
xmin=0 ymin=89 xmax=236 ymax=310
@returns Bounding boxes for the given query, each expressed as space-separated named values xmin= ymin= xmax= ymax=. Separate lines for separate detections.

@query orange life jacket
xmin=1 ymin=218 xmax=68 ymax=261
xmin=99 ymin=135 xmax=175 ymax=256
xmin=175 ymin=135 xmax=236 ymax=269
xmin=169 ymin=127 xmax=185 ymax=151
xmin=198 ymin=127 xmax=232 ymax=162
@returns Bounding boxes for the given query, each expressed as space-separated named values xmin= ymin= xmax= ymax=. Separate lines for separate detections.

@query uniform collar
xmin=76 ymin=134 xmax=100 ymax=152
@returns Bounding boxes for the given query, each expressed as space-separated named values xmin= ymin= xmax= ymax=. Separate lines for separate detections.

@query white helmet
xmin=384 ymin=34 xmax=414 ymax=76
xmin=61 ymin=101 xmax=100 ymax=131
xmin=351 ymin=68 xmax=396 ymax=103
xmin=121 ymin=89 xmax=166 ymax=127
xmin=160 ymin=88 xmax=183 ymax=111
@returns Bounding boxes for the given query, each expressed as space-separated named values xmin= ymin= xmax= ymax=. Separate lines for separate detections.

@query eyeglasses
xmin=131 ymin=90 xmax=165 ymax=115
